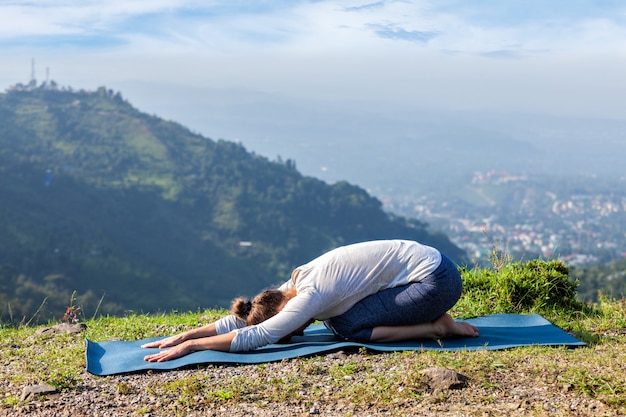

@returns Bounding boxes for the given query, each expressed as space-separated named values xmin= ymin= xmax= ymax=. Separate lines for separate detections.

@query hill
xmin=0 ymin=83 xmax=466 ymax=323
xmin=573 ymin=257 xmax=626 ymax=302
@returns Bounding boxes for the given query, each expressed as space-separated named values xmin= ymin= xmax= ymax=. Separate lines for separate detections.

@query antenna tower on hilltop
xmin=30 ymin=58 xmax=36 ymax=85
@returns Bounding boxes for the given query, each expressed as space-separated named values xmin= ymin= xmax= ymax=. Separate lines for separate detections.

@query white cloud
xmin=3 ymin=0 xmax=625 ymax=54
xmin=1 ymin=0 xmax=625 ymax=120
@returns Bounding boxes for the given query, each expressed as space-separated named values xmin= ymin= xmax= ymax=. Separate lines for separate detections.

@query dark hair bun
xmin=231 ymin=297 xmax=253 ymax=319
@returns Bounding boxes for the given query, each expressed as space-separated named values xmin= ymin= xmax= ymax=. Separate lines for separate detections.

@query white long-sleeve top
xmin=215 ymin=239 xmax=442 ymax=351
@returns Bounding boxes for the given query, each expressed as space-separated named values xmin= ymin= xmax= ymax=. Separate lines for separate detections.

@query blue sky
xmin=2 ymin=0 xmax=625 ymax=117
xmin=1 ymin=1 xmax=625 ymax=182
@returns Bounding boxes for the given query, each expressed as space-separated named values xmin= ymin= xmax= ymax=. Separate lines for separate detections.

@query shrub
xmin=452 ymin=259 xmax=584 ymax=318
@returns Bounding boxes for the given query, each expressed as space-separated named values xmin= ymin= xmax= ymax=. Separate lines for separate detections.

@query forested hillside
xmin=573 ymin=257 xmax=626 ymax=302
xmin=0 ymin=84 xmax=466 ymax=323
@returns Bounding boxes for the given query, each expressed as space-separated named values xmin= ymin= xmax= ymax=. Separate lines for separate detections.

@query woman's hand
xmin=141 ymin=333 xmax=187 ymax=349
xmin=142 ymin=332 xmax=235 ymax=362
xmin=143 ymin=341 xmax=193 ymax=362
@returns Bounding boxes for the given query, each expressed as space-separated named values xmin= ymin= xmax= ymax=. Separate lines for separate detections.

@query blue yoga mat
xmin=86 ymin=314 xmax=585 ymax=376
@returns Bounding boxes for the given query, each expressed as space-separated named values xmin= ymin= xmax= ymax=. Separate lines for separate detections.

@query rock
xmin=35 ymin=323 xmax=87 ymax=337
xmin=57 ymin=322 xmax=87 ymax=334
xmin=21 ymin=383 xmax=57 ymax=401
xmin=421 ymin=367 xmax=469 ymax=390
xmin=327 ymin=350 xmax=348 ymax=360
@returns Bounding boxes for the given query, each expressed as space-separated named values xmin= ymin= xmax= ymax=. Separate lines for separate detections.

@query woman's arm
xmin=143 ymin=332 xmax=236 ymax=362
xmin=140 ymin=323 xmax=218 ymax=350
xmin=141 ymin=314 xmax=246 ymax=350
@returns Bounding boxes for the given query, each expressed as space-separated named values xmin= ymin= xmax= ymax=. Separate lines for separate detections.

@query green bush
xmin=452 ymin=258 xmax=584 ymax=319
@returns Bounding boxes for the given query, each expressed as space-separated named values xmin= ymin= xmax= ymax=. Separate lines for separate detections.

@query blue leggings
xmin=324 ymin=254 xmax=462 ymax=341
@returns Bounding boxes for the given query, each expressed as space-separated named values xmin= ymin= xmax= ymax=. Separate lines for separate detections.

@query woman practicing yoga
xmin=143 ymin=239 xmax=478 ymax=362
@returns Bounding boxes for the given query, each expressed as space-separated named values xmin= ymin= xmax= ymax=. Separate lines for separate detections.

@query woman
xmin=143 ymin=239 xmax=478 ymax=362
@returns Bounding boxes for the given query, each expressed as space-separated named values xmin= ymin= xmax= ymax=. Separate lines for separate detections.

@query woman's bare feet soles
xmin=433 ymin=313 xmax=479 ymax=338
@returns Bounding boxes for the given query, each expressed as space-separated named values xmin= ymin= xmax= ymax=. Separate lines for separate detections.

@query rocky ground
xmin=3 ymin=348 xmax=617 ymax=417
xmin=3 ymin=320 xmax=624 ymax=417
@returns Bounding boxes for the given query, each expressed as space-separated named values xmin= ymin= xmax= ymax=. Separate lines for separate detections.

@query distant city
xmin=383 ymin=170 xmax=626 ymax=267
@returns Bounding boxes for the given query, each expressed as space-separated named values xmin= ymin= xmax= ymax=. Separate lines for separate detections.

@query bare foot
xmin=432 ymin=314 xmax=479 ymax=338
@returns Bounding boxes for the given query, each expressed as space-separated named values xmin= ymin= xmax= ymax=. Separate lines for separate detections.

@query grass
xmin=1 ymin=257 xmax=626 ymax=415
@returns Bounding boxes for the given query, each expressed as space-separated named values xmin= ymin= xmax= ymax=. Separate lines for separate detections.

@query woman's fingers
xmin=144 ymin=352 xmax=167 ymax=362
xmin=141 ymin=340 xmax=170 ymax=348
xmin=143 ymin=342 xmax=191 ymax=362
xmin=141 ymin=336 xmax=181 ymax=349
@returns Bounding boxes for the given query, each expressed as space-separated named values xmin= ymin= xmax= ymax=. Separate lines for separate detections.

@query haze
xmin=2 ymin=0 xmax=625 ymax=187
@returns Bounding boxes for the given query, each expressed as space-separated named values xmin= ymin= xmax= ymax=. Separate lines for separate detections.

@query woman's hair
xmin=231 ymin=289 xmax=287 ymax=326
